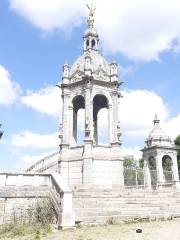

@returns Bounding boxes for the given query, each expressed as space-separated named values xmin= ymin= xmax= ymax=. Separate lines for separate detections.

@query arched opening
xmin=148 ymin=156 xmax=157 ymax=187
xmin=92 ymin=39 xmax=96 ymax=49
xmin=93 ymin=94 xmax=109 ymax=145
xmin=77 ymin=109 xmax=85 ymax=145
xmin=148 ymin=156 xmax=156 ymax=170
xmin=162 ymin=155 xmax=173 ymax=181
xmin=72 ymin=95 xmax=85 ymax=144
xmin=98 ymin=108 xmax=108 ymax=144
xmin=86 ymin=40 xmax=89 ymax=49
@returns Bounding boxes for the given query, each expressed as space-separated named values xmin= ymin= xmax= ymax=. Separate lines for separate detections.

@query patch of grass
xmin=77 ymin=235 xmax=85 ymax=240
xmin=0 ymin=224 xmax=52 ymax=240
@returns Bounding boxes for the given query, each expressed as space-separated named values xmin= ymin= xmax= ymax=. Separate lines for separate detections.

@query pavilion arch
xmin=148 ymin=156 xmax=156 ymax=170
xmin=86 ymin=39 xmax=89 ymax=48
xmin=148 ymin=156 xmax=157 ymax=187
xmin=72 ymin=95 xmax=85 ymax=144
xmin=93 ymin=94 xmax=109 ymax=145
xmin=162 ymin=155 xmax=173 ymax=181
xmin=91 ymin=91 xmax=112 ymax=106
xmin=92 ymin=39 xmax=96 ymax=49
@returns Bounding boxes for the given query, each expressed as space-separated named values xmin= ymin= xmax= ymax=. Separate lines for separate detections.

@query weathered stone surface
xmin=73 ymin=188 xmax=180 ymax=224
xmin=26 ymin=11 xmax=123 ymax=188
xmin=0 ymin=173 xmax=75 ymax=228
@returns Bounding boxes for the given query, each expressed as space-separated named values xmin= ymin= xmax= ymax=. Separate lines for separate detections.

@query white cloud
xmin=121 ymin=146 xmax=142 ymax=160
xmin=164 ymin=114 xmax=180 ymax=140
xmin=9 ymin=0 xmax=85 ymax=32
xmin=21 ymin=85 xmax=61 ymax=117
xmin=0 ymin=65 xmax=21 ymax=105
xmin=95 ymin=89 xmax=171 ymax=143
xmin=96 ymin=0 xmax=180 ymax=61
xmin=119 ymin=90 xmax=169 ymax=138
xmin=11 ymin=131 xmax=59 ymax=149
xmin=9 ymin=0 xmax=180 ymax=61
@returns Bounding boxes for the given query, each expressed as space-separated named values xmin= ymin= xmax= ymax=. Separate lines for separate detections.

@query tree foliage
xmin=139 ymin=159 xmax=144 ymax=168
xmin=162 ymin=155 xmax=172 ymax=171
xmin=123 ymin=156 xmax=137 ymax=168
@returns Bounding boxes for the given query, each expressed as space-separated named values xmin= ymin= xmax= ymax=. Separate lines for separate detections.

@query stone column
xmin=83 ymin=79 xmax=93 ymax=185
xmin=171 ymin=152 xmax=179 ymax=181
xmin=156 ymin=154 xmax=164 ymax=186
xmin=60 ymin=192 xmax=75 ymax=228
xmin=110 ymin=91 xmax=119 ymax=144
xmin=94 ymin=116 xmax=98 ymax=144
xmin=108 ymin=105 xmax=113 ymax=144
xmin=144 ymin=158 xmax=152 ymax=189
xmin=72 ymin=108 xmax=77 ymax=144
xmin=61 ymin=92 xmax=70 ymax=148
xmin=68 ymin=106 xmax=74 ymax=146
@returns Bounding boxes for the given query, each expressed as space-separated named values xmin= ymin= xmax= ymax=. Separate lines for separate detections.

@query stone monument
xmin=57 ymin=4 xmax=124 ymax=187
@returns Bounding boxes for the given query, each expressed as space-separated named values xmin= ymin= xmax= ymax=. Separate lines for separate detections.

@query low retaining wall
xmin=0 ymin=173 xmax=75 ymax=228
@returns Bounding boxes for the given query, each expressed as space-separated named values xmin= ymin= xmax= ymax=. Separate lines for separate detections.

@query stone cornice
xmin=61 ymin=76 xmax=122 ymax=89
xmin=141 ymin=145 xmax=178 ymax=152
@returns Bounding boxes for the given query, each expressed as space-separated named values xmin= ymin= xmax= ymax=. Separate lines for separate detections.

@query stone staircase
xmin=73 ymin=188 xmax=180 ymax=224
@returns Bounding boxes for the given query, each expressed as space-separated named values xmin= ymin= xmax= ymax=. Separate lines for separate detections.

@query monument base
xmin=59 ymin=144 xmax=124 ymax=188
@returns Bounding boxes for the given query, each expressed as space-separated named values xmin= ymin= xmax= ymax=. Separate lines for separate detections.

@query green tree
xmin=123 ymin=156 xmax=137 ymax=168
xmin=139 ymin=159 xmax=144 ymax=168
xmin=175 ymin=135 xmax=180 ymax=170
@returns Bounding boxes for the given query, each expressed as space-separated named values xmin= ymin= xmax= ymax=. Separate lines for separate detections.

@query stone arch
xmin=91 ymin=91 xmax=112 ymax=107
xmin=86 ymin=39 xmax=89 ymax=49
xmin=148 ymin=156 xmax=157 ymax=187
xmin=93 ymin=94 xmax=109 ymax=144
xmin=148 ymin=156 xmax=156 ymax=170
xmin=72 ymin=95 xmax=85 ymax=144
xmin=162 ymin=155 xmax=173 ymax=181
xmin=92 ymin=39 xmax=96 ymax=49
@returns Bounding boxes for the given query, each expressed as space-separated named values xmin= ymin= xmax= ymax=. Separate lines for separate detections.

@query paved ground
xmin=43 ymin=219 xmax=180 ymax=240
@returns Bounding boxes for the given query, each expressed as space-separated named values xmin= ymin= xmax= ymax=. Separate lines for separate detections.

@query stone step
xmin=73 ymin=198 xmax=176 ymax=205
xmin=75 ymin=213 xmax=178 ymax=224
xmin=74 ymin=189 xmax=177 ymax=194
xmin=73 ymin=202 xmax=170 ymax=208
xmin=73 ymin=189 xmax=180 ymax=224
xmin=75 ymin=209 xmax=163 ymax=217
xmin=75 ymin=206 xmax=162 ymax=212
xmin=74 ymin=193 xmax=176 ymax=199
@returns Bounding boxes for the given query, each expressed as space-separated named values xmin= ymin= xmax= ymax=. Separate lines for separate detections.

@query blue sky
xmin=0 ymin=0 xmax=180 ymax=171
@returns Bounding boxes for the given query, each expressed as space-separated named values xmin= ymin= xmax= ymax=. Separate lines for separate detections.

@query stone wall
xmin=26 ymin=146 xmax=124 ymax=188
xmin=0 ymin=198 xmax=39 ymax=224
xmin=0 ymin=173 xmax=75 ymax=228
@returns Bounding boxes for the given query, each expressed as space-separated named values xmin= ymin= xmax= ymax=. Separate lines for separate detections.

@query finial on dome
xmin=86 ymin=2 xmax=96 ymax=28
xmin=153 ymin=113 xmax=160 ymax=127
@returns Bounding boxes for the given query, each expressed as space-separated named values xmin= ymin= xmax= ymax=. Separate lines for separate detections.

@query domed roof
xmin=145 ymin=115 xmax=173 ymax=148
xmin=148 ymin=126 xmax=170 ymax=141
xmin=70 ymin=50 xmax=110 ymax=78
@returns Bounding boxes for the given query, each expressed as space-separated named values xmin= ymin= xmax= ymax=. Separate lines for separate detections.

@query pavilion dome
xmin=145 ymin=115 xmax=173 ymax=148
xmin=70 ymin=50 xmax=110 ymax=78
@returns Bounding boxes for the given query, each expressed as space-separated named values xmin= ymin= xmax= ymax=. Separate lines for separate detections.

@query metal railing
xmin=124 ymin=168 xmax=144 ymax=188
xmin=124 ymin=168 xmax=174 ymax=188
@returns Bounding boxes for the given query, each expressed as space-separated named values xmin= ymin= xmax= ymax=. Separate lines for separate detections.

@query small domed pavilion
xmin=142 ymin=114 xmax=179 ymax=189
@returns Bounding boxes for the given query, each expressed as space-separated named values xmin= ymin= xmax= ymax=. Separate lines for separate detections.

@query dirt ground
xmin=43 ymin=219 xmax=180 ymax=240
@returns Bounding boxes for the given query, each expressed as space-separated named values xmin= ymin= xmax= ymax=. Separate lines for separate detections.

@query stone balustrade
xmin=0 ymin=172 xmax=75 ymax=228
xmin=26 ymin=151 xmax=59 ymax=173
